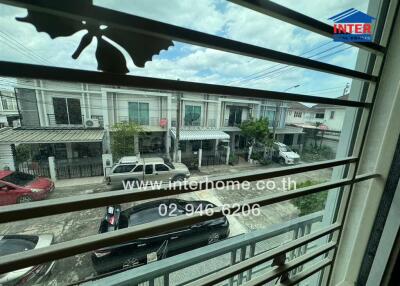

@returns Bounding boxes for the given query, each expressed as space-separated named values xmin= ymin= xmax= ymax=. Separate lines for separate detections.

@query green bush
xmin=290 ymin=180 xmax=328 ymax=215
xmin=15 ymin=144 xmax=31 ymax=163
xmin=259 ymin=157 xmax=272 ymax=165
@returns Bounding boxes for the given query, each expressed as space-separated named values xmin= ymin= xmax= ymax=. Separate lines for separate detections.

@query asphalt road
xmin=0 ymin=166 xmax=332 ymax=286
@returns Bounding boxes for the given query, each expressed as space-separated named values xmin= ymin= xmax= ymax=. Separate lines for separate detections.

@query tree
xmin=290 ymin=180 xmax=328 ymax=215
xmin=240 ymin=118 xmax=272 ymax=160
xmin=312 ymin=122 xmax=322 ymax=148
xmin=111 ymin=122 xmax=143 ymax=160
xmin=15 ymin=144 xmax=31 ymax=163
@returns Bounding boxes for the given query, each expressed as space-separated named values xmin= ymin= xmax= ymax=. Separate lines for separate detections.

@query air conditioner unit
xmin=12 ymin=119 xmax=21 ymax=129
xmin=85 ymin=119 xmax=100 ymax=128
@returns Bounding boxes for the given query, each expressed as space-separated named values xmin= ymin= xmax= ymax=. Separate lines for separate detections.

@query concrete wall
xmin=323 ymin=107 xmax=346 ymax=131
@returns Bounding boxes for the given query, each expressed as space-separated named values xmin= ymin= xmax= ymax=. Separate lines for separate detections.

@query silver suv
xmin=106 ymin=157 xmax=190 ymax=187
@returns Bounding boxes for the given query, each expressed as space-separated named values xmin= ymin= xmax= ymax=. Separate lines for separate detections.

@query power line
xmin=226 ymin=40 xmax=342 ymax=85
xmin=0 ymin=31 xmax=53 ymax=65
xmin=240 ymin=46 xmax=353 ymax=86
xmin=0 ymin=36 xmax=49 ymax=66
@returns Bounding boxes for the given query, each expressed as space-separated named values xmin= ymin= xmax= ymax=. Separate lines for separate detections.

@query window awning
xmin=170 ymin=128 xmax=230 ymax=141
xmin=0 ymin=127 xmax=105 ymax=144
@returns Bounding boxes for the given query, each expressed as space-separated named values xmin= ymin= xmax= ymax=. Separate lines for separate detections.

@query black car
xmin=91 ymin=199 xmax=230 ymax=274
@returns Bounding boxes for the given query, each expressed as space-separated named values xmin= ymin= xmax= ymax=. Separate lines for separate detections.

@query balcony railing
xmin=46 ymin=114 xmax=104 ymax=128
xmin=47 ymin=114 xmax=85 ymax=127
xmin=171 ymin=118 xmax=217 ymax=128
xmin=118 ymin=116 xmax=164 ymax=127
xmin=82 ymin=212 xmax=324 ymax=285
xmin=224 ymin=118 xmax=242 ymax=127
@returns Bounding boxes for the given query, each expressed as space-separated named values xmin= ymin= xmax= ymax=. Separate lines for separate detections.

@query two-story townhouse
xmin=0 ymin=78 xmax=307 ymax=174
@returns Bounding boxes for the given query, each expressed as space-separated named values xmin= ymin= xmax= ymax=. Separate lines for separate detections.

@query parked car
xmin=91 ymin=199 xmax=230 ymax=274
xmin=0 ymin=234 xmax=54 ymax=285
xmin=0 ymin=171 xmax=54 ymax=206
xmin=106 ymin=157 xmax=190 ymax=187
xmin=272 ymin=142 xmax=301 ymax=165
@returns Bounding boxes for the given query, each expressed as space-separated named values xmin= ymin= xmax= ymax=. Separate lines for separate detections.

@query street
xmin=0 ymin=164 xmax=332 ymax=285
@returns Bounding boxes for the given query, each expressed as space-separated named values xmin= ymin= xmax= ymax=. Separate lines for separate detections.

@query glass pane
xmin=67 ymin=98 xmax=82 ymax=124
xmin=52 ymin=97 xmax=68 ymax=124
xmin=139 ymin=102 xmax=149 ymax=125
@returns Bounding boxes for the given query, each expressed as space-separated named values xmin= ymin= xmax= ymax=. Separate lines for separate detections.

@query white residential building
xmin=0 ymin=79 xmax=304 ymax=172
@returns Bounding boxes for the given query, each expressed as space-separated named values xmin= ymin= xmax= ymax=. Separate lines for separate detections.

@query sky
xmin=0 ymin=0 xmax=374 ymax=98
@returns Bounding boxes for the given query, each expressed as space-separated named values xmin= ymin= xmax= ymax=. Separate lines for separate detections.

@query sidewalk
xmin=54 ymin=176 xmax=104 ymax=188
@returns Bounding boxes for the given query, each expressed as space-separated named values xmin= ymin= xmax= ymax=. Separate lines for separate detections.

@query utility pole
xmin=273 ymin=84 xmax=300 ymax=141
xmin=174 ymin=91 xmax=182 ymax=162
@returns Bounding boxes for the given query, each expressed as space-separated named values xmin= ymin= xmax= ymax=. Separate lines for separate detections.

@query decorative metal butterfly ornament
xmin=16 ymin=1 xmax=173 ymax=74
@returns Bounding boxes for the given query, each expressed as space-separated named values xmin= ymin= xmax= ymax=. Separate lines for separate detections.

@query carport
xmin=0 ymin=127 xmax=105 ymax=178
xmin=170 ymin=128 xmax=230 ymax=168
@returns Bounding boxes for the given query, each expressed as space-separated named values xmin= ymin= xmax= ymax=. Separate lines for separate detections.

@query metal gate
xmin=17 ymin=161 xmax=51 ymax=177
xmin=55 ymin=158 xmax=103 ymax=179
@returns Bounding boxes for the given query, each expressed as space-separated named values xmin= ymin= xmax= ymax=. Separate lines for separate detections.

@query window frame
xmin=0 ymin=0 xmax=392 ymax=284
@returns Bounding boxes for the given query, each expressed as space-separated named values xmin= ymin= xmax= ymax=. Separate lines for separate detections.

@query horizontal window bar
xmin=242 ymin=242 xmax=336 ymax=286
xmin=84 ymin=212 xmax=325 ymax=286
xmin=0 ymin=0 xmax=376 ymax=82
xmin=186 ymin=224 xmax=340 ymax=286
xmin=0 ymin=157 xmax=361 ymax=224
xmin=278 ymin=258 xmax=332 ymax=286
xmin=228 ymin=0 xmax=385 ymax=55
xmin=0 ymin=61 xmax=370 ymax=108
xmin=0 ymin=173 xmax=376 ymax=274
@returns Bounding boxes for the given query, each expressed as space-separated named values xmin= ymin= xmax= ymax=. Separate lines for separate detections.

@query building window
xmin=330 ymin=111 xmax=335 ymax=119
xmin=294 ymin=111 xmax=302 ymax=118
xmin=1 ymin=98 xmax=8 ymax=110
xmin=228 ymin=107 xmax=243 ymax=126
xmin=184 ymin=105 xmax=201 ymax=126
xmin=52 ymin=97 xmax=82 ymax=124
xmin=316 ymin=113 xmax=325 ymax=119
xmin=128 ymin=102 xmax=149 ymax=125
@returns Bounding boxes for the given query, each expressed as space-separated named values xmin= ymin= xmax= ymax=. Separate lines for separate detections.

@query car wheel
xmin=208 ymin=233 xmax=220 ymax=244
xmin=172 ymin=175 xmax=185 ymax=182
xmin=122 ymin=257 xmax=140 ymax=268
xmin=279 ymin=158 xmax=285 ymax=165
xmin=17 ymin=195 xmax=33 ymax=203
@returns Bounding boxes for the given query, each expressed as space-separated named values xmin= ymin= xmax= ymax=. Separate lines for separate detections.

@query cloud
xmin=0 ymin=0 xmax=371 ymax=99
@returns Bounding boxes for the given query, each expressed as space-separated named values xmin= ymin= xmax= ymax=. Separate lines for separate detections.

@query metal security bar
xmin=242 ymin=242 xmax=336 ymax=286
xmin=0 ymin=0 xmax=393 ymax=284
xmin=0 ymin=173 xmax=377 ymax=274
xmin=0 ymin=157 xmax=361 ymax=224
xmin=81 ymin=214 xmax=333 ymax=286
xmin=0 ymin=61 xmax=370 ymax=108
xmin=228 ymin=0 xmax=384 ymax=55
xmin=186 ymin=224 xmax=340 ymax=286
xmin=0 ymin=0 xmax=377 ymax=82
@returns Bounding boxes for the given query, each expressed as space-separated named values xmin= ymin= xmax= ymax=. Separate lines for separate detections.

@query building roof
xmin=312 ymin=95 xmax=349 ymax=110
xmin=170 ymin=128 xmax=230 ymax=141
xmin=288 ymin=102 xmax=310 ymax=110
xmin=0 ymin=127 xmax=105 ymax=144
xmin=275 ymin=126 xmax=304 ymax=134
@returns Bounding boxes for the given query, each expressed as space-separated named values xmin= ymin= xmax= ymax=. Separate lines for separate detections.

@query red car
xmin=0 ymin=171 xmax=54 ymax=206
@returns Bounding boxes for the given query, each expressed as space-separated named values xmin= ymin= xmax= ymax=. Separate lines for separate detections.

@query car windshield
xmin=2 ymin=172 xmax=36 ymax=186
xmin=281 ymin=146 xmax=292 ymax=152
xmin=0 ymin=238 xmax=36 ymax=256
xmin=164 ymin=160 xmax=175 ymax=169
